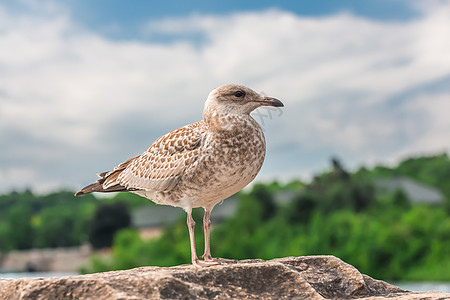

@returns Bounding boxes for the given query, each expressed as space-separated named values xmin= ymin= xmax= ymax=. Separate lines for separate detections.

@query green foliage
xmin=0 ymin=190 xmax=141 ymax=251
xmin=35 ymin=205 xmax=78 ymax=248
xmin=1 ymin=153 xmax=450 ymax=282
xmin=4 ymin=204 xmax=34 ymax=250
xmin=108 ymin=192 xmax=151 ymax=209
xmin=84 ymin=154 xmax=450 ymax=281
xmin=86 ymin=198 xmax=450 ymax=281
xmin=89 ymin=202 xmax=131 ymax=249
xmin=248 ymin=184 xmax=276 ymax=220
xmin=283 ymin=193 xmax=318 ymax=224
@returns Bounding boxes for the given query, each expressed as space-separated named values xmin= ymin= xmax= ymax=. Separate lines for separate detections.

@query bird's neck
xmin=203 ymin=105 xmax=255 ymax=134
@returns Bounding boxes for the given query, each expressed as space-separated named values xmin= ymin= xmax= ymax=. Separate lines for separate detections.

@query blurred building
xmin=132 ymin=196 xmax=240 ymax=239
xmin=132 ymin=191 xmax=300 ymax=239
xmin=0 ymin=245 xmax=91 ymax=273
xmin=374 ymin=176 xmax=444 ymax=205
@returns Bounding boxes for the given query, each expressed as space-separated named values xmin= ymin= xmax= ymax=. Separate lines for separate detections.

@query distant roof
xmin=374 ymin=176 xmax=444 ymax=204
xmin=210 ymin=197 xmax=238 ymax=221
xmin=132 ymin=196 xmax=239 ymax=228
xmin=132 ymin=205 xmax=183 ymax=228
xmin=273 ymin=190 xmax=298 ymax=206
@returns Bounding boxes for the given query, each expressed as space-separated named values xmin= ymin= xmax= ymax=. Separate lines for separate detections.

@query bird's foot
xmin=202 ymin=254 xmax=238 ymax=264
xmin=192 ymin=258 xmax=219 ymax=267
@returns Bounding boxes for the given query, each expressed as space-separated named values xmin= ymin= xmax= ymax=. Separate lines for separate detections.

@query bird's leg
xmin=201 ymin=208 xmax=213 ymax=261
xmin=186 ymin=209 xmax=217 ymax=267
xmin=201 ymin=207 xmax=237 ymax=264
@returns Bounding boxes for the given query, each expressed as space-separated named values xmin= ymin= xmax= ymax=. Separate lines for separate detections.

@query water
xmin=394 ymin=282 xmax=450 ymax=293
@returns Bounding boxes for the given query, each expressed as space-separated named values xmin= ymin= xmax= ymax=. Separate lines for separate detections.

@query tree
xmin=88 ymin=202 xmax=131 ymax=249
xmin=284 ymin=193 xmax=317 ymax=224
xmin=35 ymin=206 xmax=79 ymax=248
xmin=391 ymin=189 xmax=410 ymax=209
xmin=6 ymin=205 xmax=34 ymax=249
xmin=249 ymin=184 xmax=276 ymax=220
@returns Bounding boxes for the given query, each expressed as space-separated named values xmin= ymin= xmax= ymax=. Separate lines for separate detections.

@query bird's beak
xmin=258 ymin=96 xmax=284 ymax=107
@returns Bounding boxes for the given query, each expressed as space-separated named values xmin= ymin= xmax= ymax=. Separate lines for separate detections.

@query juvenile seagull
xmin=75 ymin=84 xmax=284 ymax=266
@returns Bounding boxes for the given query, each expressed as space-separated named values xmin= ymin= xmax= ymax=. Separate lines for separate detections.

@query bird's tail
xmin=75 ymin=182 xmax=127 ymax=196
xmin=75 ymin=182 xmax=102 ymax=196
xmin=74 ymin=155 xmax=139 ymax=197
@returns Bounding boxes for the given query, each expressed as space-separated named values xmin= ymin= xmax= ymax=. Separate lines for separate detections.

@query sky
xmin=0 ymin=0 xmax=449 ymax=193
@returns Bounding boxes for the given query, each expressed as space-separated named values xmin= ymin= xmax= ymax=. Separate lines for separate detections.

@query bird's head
xmin=203 ymin=84 xmax=283 ymax=119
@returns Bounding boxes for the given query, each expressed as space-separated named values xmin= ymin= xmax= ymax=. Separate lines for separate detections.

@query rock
xmin=0 ymin=255 xmax=448 ymax=299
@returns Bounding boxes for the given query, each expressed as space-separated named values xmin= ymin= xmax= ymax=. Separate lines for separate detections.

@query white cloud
xmin=0 ymin=1 xmax=450 ymax=192
xmin=401 ymin=92 xmax=450 ymax=153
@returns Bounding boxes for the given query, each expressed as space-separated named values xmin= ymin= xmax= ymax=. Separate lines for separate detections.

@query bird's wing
xmin=106 ymin=122 xmax=205 ymax=192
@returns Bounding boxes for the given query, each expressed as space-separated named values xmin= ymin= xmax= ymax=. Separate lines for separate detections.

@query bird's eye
xmin=234 ymin=91 xmax=245 ymax=98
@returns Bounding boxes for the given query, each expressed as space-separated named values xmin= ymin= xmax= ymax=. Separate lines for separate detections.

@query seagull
xmin=75 ymin=84 xmax=284 ymax=266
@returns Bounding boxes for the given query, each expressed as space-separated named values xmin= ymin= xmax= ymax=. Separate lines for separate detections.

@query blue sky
xmin=0 ymin=0 xmax=449 ymax=193
xmin=6 ymin=0 xmax=419 ymax=40
xmin=69 ymin=0 xmax=418 ymax=35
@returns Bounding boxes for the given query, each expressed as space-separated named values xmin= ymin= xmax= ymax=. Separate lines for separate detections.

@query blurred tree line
xmin=1 ymin=153 xmax=449 ymax=281
xmin=85 ymin=153 xmax=450 ymax=281
xmin=0 ymin=191 xmax=143 ymax=251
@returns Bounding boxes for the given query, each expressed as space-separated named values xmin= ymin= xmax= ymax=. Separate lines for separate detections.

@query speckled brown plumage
xmin=75 ymin=84 xmax=283 ymax=266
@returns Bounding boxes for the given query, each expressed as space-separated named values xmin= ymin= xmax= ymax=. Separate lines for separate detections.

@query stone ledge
xmin=0 ymin=256 xmax=448 ymax=299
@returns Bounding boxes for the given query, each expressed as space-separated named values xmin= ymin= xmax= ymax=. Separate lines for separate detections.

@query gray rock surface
xmin=0 ymin=256 xmax=448 ymax=299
